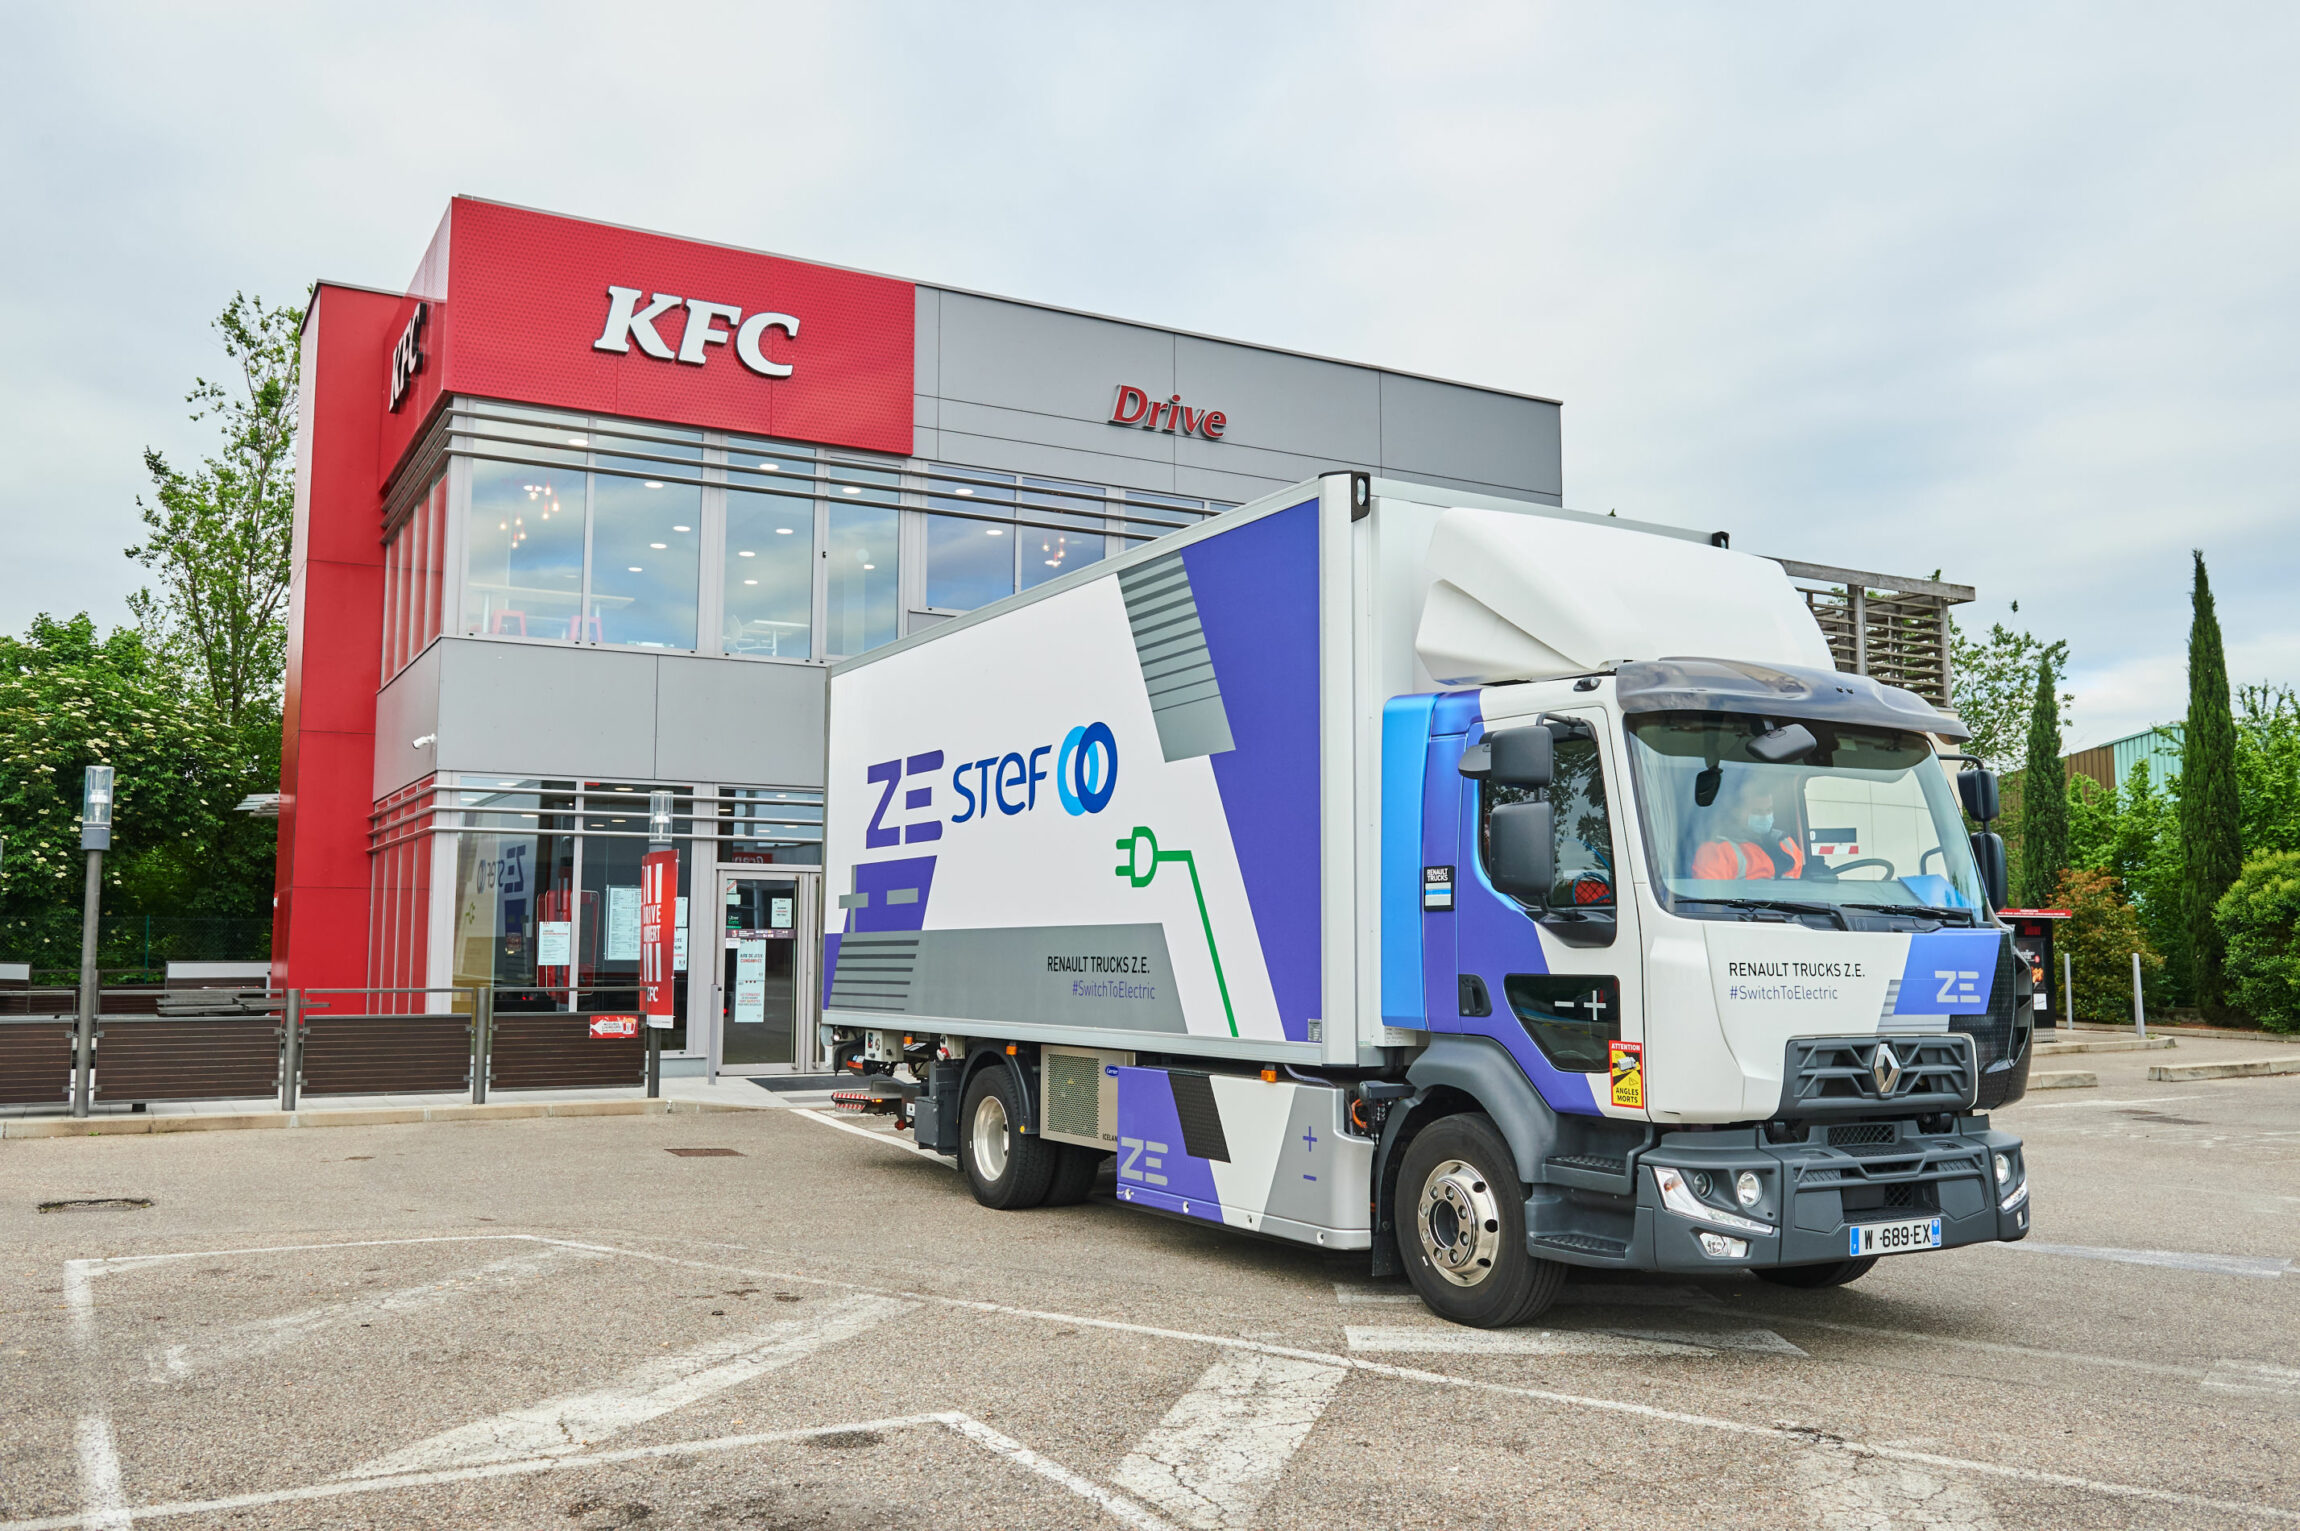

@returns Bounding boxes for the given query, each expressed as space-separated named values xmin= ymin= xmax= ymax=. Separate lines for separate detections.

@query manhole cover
xmin=664 ymin=1148 xmax=743 ymax=1158
xmin=38 ymin=1197 xmax=154 ymax=1214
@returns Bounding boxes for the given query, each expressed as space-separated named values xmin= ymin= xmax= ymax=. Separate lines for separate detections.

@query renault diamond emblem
xmin=1872 ymin=1042 xmax=1903 ymax=1095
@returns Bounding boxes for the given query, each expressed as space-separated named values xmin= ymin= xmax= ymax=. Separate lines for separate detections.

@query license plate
xmin=1849 ymin=1217 xmax=1942 ymax=1257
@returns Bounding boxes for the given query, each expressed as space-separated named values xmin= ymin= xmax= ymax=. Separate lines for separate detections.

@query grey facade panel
xmin=914 ymin=285 xmax=940 ymax=395
xmin=934 ymin=290 xmax=1173 ymax=419
xmin=1378 ymin=373 xmax=1562 ymax=497
xmin=432 ymin=638 xmax=659 ymax=783
xmin=1172 ymin=463 xmax=1297 ymax=504
xmin=1172 ymin=432 xmax=1371 ymax=489
xmin=1172 ymin=335 xmax=1380 ymax=461
xmin=935 ymin=398 xmax=1179 ymax=470
xmin=373 ymin=644 xmax=443 ymax=797
xmin=654 ymin=654 xmax=827 ymax=786
xmin=932 ymin=430 xmax=1180 ymax=495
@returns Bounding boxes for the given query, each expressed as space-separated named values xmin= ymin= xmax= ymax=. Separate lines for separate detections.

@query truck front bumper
xmin=1614 ymin=1116 xmax=2029 ymax=1273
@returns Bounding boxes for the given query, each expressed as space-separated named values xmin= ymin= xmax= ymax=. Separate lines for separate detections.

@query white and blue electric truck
xmin=821 ymin=472 xmax=2033 ymax=1327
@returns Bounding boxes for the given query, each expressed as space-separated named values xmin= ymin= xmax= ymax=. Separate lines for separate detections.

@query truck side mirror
xmin=1487 ymin=726 xmax=1553 ymax=788
xmin=1488 ymin=800 xmax=1554 ymax=904
xmin=1969 ymin=830 xmax=2008 ymax=910
xmin=1957 ymin=768 xmax=2000 ymax=824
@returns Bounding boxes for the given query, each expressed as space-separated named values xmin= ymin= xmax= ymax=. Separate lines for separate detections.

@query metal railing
xmin=0 ymin=985 xmax=667 ymax=1118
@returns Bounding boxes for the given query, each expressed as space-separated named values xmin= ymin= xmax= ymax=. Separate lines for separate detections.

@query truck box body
xmin=822 ymin=473 xmax=2033 ymax=1289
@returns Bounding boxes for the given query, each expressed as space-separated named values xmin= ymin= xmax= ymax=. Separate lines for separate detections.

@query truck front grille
xmin=1780 ymin=1034 xmax=1974 ymax=1118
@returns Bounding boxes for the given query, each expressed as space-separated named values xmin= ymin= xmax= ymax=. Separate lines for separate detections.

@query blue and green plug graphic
xmin=1114 ymin=825 xmax=1239 ymax=1038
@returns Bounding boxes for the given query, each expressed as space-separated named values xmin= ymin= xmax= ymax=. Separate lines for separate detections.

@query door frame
xmin=707 ymin=865 xmax=822 ymax=1077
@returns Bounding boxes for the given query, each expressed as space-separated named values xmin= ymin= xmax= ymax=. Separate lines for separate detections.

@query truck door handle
xmin=1458 ymin=975 xmax=1492 ymax=1017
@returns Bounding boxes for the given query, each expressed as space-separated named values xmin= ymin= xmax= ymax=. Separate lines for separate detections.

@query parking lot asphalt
xmin=3 ymin=1033 xmax=2297 ymax=1531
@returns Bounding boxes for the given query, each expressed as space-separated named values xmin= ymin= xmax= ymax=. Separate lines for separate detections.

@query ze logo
xmin=1935 ymin=969 xmax=1983 ymax=1006
xmin=1118 ymin=1137 xmax=1169 ymax=1187
xmin=594 ymin=286 xmax=800 ymax=377
xmin=387 ymin=302 xmax=427 ymax=413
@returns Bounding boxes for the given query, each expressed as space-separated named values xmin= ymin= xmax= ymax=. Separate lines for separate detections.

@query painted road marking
xmin=2031 ymin=1094 xmax=2201 ymax=1111
xmin=791 ymin=1107 xmax=954 ymax=1163
xmin=56 ymin=1232 xmax=2300 ymax=1528
xmin=1346 ymin=1326 xmax=1712 ymax=1357
xmin=149 ymin=1243 xmax=604 ymax=1381
xmin=1334 ymin=1281 xmax=1722 ymax=1309
xmin=1748 ymin=1313 xmax=2214 ymax=1383
xmin=2203 ymin=1361 xmax=2300 ymax=1400
xmin=0 ymin=1413 xmax=1178 ymax=1531
xmin=1111 ymin=1351 xmax=1347 ymax=1529
xmin=342 ymin=1293 xmax=914 ymax=1477
xmin=2005 ymin=1241 xmax=2292 ymax=1278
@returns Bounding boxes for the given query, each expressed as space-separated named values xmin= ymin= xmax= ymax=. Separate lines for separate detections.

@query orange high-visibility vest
xmin=1691 ymin=837 xmax=1805 ymax=880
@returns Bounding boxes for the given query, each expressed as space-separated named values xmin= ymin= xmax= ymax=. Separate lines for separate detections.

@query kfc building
xmin=278 ymin=197 xmax=1563 ymax=1074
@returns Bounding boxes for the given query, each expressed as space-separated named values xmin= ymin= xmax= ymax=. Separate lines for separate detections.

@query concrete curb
xmin=0 ymin=1099 xmax=752 ymax=1139
xmin=2034 ymin=1038 xmax=2175 ymax=1057
xmin=2147 ymin=1058 xmax=2300 ymax=1082
xmin=2028 ymin=1070 xmax=2099 ymax=1090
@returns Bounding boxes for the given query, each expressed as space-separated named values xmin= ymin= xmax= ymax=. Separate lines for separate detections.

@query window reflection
xmin=589 ymin=474 xmax=702 ymax=648
xmin=927 ymin=465 xmax=1015 ymax=612
xmin=465 ymin=461 xmax=583 ymax=637
xmin=827 ymin=463 xmax=899 ymax=654
xmin=1019 ymin=476 xmax=1105 ymax=591
xmin=725 ymin=487 xmax=814 ymax=657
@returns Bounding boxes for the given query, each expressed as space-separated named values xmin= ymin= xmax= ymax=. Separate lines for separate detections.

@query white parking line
xmin=1112 ymin=1351 xmax=1347 ymax=1529
xmin=791 ymin=1107 xmax=954 ymax=1163
xmin=1345 ymin=1326 xmax=1711 ymax=1357
xmin=70 ymin=1417 xmax=130 ymax=1531
xmin=0 ymin=1413 xmax=1178 ymax=1531
xmin=2203 ymin=1361 xmax=2300 ymax=1401
xmin=342 ymin=1293 xmax=915 ymax=1477
xmin=2006 ymin=1241 xmax=2292 ymax=1278
xmin=150 ymin=1244 xmax=603 ymax=1382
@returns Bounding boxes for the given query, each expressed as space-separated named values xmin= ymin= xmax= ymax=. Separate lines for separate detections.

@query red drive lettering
xmin=639 ymin=849 xmax=677 ymax=1026
xmin=1108 ymin=383 xmax=1227 ymax=440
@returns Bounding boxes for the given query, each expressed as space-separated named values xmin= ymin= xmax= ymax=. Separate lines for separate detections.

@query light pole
xmin=72 ymin=765 xmax=114 ymax=1118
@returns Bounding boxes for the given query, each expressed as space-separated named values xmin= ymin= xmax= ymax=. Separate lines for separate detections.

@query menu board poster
xmin=605 ymin=885 xmax=641 ymax=961
xmin=733 ymin=936 xmax=767 ymax=1025
xmin=536 ymin=921 xmax=573 ymax=968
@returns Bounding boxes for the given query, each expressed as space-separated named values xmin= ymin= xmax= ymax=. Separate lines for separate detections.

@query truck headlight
xmin=1994 ymin=1153 xmax=2011 ymax=1186
xmin=1736 ymin=1171 xmax=1762 ymax=1207
xmin=1653 ymin=1166 xmax=1772 ymax=1236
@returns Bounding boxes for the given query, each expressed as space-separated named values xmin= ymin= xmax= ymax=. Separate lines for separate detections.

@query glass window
xmin=1121 ymin=489 xmax=1209 ymax=546
xmin=589 ymin=473 xmax=702 ymax=648
xmin=450 ymin=784 xmax=578 ymax=1010
xmin=725 ymin=487 xmax=814 ymax=657
xmin=926 ymin=466 xmax=1016 ymax=612
xmin=1478 ymin=726 xmax=1619 ymax=946
xmin=1018 ymin=476 xmax=1106 ymax=591
xmin=1503 ymin=974 xmax=1622 ymax=1072
xmin=826 ymin=462 xmax=899 ymax=655
xmin=1623 ymin=712 xmax=1988 ymax=921
xmin=466 ymin=460 xmax=584 ymax=638
xmin=719 ymin=788 xmax=825 ymax=865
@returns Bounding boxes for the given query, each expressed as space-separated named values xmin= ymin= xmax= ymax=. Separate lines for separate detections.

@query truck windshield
xmin=1622 ymin=711 xmax=1986 ymax=921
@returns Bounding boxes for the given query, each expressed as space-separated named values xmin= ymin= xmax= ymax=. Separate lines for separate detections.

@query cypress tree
xmin=2016 ymin=648 xmax=2068 ymax=907
xmin=2181 ymin=551 xmax=2243 ymax=1014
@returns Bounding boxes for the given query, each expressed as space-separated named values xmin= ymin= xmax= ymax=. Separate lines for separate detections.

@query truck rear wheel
xmin=961 ymin=1066 xmax=1057 ymax=1210
xmin=1397 ymin=1112 xmax=1564 ymax=1328
xmin=1043 ymin=1144 xmax=1106 ymax=1206
xmin=1754 ymin=1257 xmax=1877 ymax=1289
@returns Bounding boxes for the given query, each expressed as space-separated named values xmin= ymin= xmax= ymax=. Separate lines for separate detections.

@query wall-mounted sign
xmin=1109 ymin=385 xmax=1226 ymax=440
xmin=638 ymin=849 xmax=677 ymax=1027
xmin=387 ymin=302 xmax=427 ymax=413
xmin=594 ymin=288 xmax=800 ymax=378
xmin=588 ymin=1015 xmax=640 ymax=1039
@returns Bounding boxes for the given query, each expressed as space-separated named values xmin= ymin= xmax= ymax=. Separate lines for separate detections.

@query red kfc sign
xmin=380 ymin=198 xmax=914 ymax=475
xmin=639 ymin=849 xmax=678 ymax=1028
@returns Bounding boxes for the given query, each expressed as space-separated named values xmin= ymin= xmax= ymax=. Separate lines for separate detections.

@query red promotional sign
xmin=639 ymin=849 xmax=679 ymax=1027
xmin=589 ymin=1016 xmax=641 ymax=1039
xmin=380 ymin=198 xmax=915 ymax=476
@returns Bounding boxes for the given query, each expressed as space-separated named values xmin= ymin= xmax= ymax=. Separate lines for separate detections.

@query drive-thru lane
xmin=2 ymin=1042 xmax=2295 ymax=1530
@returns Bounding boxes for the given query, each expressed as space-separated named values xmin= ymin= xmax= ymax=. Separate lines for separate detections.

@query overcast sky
xmin=3 ymin=3 xmax=2293 ymax=750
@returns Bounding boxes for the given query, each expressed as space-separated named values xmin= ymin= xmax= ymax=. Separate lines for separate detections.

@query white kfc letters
xmin=593 ymin=286 xmax=799 ymax=378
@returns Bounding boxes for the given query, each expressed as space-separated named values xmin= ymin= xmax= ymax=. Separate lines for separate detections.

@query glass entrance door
xmin=715 ymin=869 xmax=817 ymax=1071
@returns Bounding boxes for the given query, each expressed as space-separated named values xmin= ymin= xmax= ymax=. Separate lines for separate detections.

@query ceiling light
xmin=841 ymin=486 xmax=860 ymax=495
xmin=1046 ymin=559 xmax=1060 ymax=566
xmin=644 ymin=481 xmax=664 ymax=489
xmin=650 ymin=542 xmax=667 ymax=549
xmin=628 ymin=565 xmax=643 ymax=572
xmin=739 ymin=550 xmax=756 ymax=557
xmin=862 ymin=563 xmax=875 ymax=570
xmin=759 ymin=461 xmax=779 ymax=471
xmin=775 ymin=527 xmax=793 ymax=535
xmin=956 ymin=487 xmax=973 ymax=496
xmin=568 ymin=436 xmax=587 ymax=446
xmin=986 ymin=528 xmax=1003 ymax=536
xmin=672 ymin=525 xmax=690 ymax=532
xmin=744 ymin=579 xmax=758 ymax=585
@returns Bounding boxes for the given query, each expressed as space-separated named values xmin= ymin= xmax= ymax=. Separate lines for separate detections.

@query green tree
xmin=126 ymin=293 xmax=302 ymax=728
xmin=1948 ymin=610 xmax=2068 ymax=773
xmin=2216 ymin=851 xmax=2300 ymax=1032
xmin=2234 ymin=685 xmax=2300 ymax=860
xmin=2180 ymin=552 xmax=2243 ymax=1015
xmin=0 ymin=614 xmax=276 ymax=970
xmin=2015 ymin=648 xmax=2069 ymax=907
xmin=2055 ymin=867 xmax=2165 ymax=1025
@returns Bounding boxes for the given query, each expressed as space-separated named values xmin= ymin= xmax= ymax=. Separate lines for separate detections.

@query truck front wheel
xmin=961 ymin=1066 xmax=1057 ymax=1210
xmin=1397 ymin=1113 xmax=1564 ymax=1328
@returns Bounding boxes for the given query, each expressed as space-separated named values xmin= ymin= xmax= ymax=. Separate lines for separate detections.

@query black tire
xmin=960 ymin=1065 xmax=1057 ymax=1210
xmin=1396 ymin=1112 xmax=1565 ymax=1328
xmin=1754 ymin=1257 xmax=1878 ymax=1289
xmin=1043 ymin=1144 xmax=1107 ymax=1206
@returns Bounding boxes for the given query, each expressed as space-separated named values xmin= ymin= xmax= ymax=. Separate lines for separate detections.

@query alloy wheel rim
xmin=972 ymin=1093 xmax=1010 ymax=1181
xmin=1416 ymin=1157 xmax=1502 ymax=1287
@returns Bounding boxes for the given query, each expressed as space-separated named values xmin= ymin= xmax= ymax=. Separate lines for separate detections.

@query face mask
xmin=1746 ymin=812 xmax=1775 ymax=836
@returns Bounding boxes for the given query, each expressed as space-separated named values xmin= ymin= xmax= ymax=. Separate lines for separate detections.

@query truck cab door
xmin=1451 ymin=706 xmax=1647 ymax=1121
